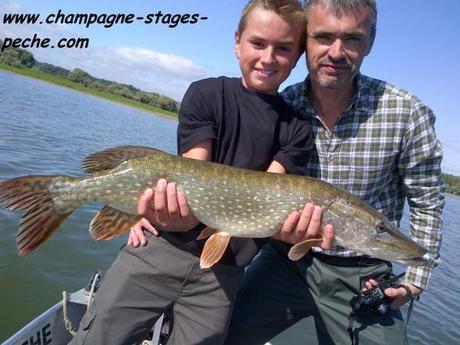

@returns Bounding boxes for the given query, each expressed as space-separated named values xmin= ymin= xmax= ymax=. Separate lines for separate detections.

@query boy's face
xmin=235 ymin=8 xmax=302 ymax=95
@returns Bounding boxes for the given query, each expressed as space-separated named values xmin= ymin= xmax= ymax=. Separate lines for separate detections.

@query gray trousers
xmin=69 ymin=234 xmax=244 ymax=345
xmin=224 ymin=241 xmax=406 ymax=345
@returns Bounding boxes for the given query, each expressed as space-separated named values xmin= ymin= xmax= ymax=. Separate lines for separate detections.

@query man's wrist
xmin=401 ymin=282 xmax=423 ymax=298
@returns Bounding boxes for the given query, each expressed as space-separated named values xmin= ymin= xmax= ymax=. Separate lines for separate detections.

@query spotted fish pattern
xmin=0 ymin=146 xmax=429 ymax=268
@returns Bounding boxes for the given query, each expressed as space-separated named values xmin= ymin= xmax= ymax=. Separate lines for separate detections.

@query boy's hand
xmin=127 ymin=179 xmax=199 ymax=247
xmin=148 ymin=179 xmax=199 ymax=231
xmin=273 ymin=203 xmax=335 ymax=249
xmin=128 ymin=179 xmax=199 ymax=247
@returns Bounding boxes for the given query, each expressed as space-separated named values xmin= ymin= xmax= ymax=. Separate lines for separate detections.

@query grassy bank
xmin=0 ymin=63 xmax=178 ymax=120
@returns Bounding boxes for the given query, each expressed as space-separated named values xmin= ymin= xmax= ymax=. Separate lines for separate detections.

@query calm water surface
xmin=0 ymin=71 xmax=459 ymax=344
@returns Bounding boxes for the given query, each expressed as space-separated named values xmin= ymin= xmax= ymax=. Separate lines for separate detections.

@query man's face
xmin=235 ymin=8 xmax=302 ymax=95
xmin=306 ymin=5 xmax=374 ymax=89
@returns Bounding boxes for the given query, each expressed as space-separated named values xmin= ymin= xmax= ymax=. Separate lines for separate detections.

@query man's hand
xmin=127 ymin=179 xmax=199 ymax=247
xmin=127 ymin=217 xmax=158 ymax=247
xmin=364 ymin=279 xmax=423 ymax=310
xmin=273 ymin=203 xmax=335 ymax=249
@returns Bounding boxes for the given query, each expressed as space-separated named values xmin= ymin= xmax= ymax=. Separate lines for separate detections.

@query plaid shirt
xmin=282 ymin=74 xmax=445 ymax=290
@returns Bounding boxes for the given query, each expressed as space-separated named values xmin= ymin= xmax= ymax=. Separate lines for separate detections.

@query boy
xmin=70 ymin=1 xmax=330 ymax=344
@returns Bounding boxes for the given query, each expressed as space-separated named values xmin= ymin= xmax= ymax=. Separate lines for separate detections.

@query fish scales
xmin=141 ymin=155 xmax=311 ymax=237
xmin=0 ymin=145 xmax=430 ymax=267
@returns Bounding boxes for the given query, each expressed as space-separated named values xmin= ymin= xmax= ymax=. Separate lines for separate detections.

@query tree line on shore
xmin=0 ymin=39 xmax=179 ymax=113
xmin=443 ymin=173 xmax=460 ymax=197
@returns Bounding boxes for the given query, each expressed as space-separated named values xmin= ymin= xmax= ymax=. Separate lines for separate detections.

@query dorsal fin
xmin=200 ymin=233 xmax=231 ymax=269
xmin=90 ymin=205 xmax=141 ymax=240
xmin=82 ymin=146 xmax=162 ymax=173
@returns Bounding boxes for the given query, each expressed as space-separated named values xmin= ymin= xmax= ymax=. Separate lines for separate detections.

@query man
xmin=224 ymin=0 xmax=445 ymax=344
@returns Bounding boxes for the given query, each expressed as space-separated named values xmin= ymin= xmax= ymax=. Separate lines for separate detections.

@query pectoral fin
xmin=287 ymin=238 xmax=321 ymax=261
xmin=200 ymin=233 xmax=231 ymax=269
xmin=90 ymin=205 xmax=141 ymax=240
xmin=196 ymin=226 xmax=217 ymax=240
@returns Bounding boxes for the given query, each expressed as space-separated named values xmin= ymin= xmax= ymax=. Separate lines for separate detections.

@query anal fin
xmin=200 ymin=233 xmax=231 ymax=269
xmin=287 ymin=238 xmax=321 ymax=261
xmin=90 ymin=205 xmax=141 ymax=240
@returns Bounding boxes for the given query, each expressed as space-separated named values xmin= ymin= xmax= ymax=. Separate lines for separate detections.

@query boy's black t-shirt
xmin=160 ymin=76 xmax=312 ymax=267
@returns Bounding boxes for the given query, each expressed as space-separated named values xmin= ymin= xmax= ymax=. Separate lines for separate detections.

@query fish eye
xmin=375 ymin=222 xmax=387 ymax=234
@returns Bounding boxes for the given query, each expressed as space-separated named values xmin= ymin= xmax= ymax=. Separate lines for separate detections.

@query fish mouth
xmin=397 ymin=255 xmax=430 ymax=266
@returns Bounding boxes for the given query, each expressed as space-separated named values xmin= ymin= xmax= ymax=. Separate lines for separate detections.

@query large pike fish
xmin=0 ymin=146 xmax=428 ymax=268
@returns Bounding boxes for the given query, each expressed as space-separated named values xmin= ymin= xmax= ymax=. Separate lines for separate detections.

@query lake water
xmin=0 ymin=70 xmax=459 ymax=344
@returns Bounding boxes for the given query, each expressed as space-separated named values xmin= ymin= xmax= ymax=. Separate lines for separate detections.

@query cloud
xmin=113 ymin=47 xmax=206 ymax=80
xmin=1 ymin=1 xmax=22 ymax=11
xmin=30 ymin=46 xmax=210 ymax=100
xmin=88 ymin=47 xmax=210 ymax=100
xmin=0 ymin=19 xmax=210 ymax=100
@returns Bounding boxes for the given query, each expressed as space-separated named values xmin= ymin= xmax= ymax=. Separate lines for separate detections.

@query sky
xmin=1 ymin=0 xmax=459 ymax=174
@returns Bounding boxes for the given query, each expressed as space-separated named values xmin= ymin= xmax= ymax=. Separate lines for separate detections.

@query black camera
xmin=350 ymin=272 xmax=404 ymax=315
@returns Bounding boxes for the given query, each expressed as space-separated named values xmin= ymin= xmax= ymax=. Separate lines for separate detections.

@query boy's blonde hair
xmin=237 ymin=0 xmax=306 ymax=53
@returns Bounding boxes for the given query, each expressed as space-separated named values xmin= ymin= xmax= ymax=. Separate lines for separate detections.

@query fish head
xmin=363 ymin=218 xmax=429 ymax=265
xmin=328 ymin=196 xmax=429 ymax=266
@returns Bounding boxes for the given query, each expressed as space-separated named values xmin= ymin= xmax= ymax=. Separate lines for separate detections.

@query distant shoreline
xmin=0 ymin=64 xmax=178 ymax=121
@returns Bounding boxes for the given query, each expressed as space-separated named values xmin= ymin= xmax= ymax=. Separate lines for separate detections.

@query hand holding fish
xmin=128 ymin=179 xmax=199 ymax=247
xmin=274 ymin=203 xmax=335 ymax=249
xmin=148 ymin=179 xmax=199 ymax=231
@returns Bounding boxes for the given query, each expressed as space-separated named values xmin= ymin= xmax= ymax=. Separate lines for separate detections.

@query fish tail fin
xmin=0 ymin=175 xmax=77 ymax=255
xmin=200 ymin=232 xmax=231 ymax=269
xmin=287 ymin=238 xmax=321 ymax=261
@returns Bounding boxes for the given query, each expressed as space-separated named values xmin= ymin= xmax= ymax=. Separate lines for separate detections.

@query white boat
xmin=1 ymin=272 xmax=165 ymax=345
